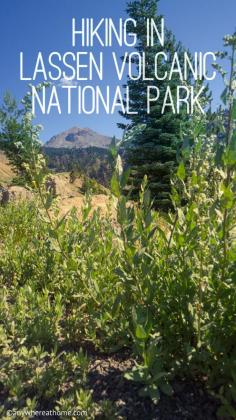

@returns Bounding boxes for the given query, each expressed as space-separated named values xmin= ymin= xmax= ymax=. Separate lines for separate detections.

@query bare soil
xmin=88 ymin=352 xmax=220 ymax=420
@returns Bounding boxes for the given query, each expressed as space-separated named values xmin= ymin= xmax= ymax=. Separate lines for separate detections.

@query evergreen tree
xmin=119 ymin=0 xmax=193 ymax=210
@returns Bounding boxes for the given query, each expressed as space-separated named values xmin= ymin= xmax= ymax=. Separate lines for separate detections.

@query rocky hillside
xmin=0 ymin=153 xmax=114 ymax=217
xmin=44 ymin=146 xmax=112 ymax=187
xmin=45 ymin=127 xmax=112 ymax=149
xmin=0 ymin=152 xmax=14 ymax=184
xmin=0 ymin=125 xmax=115 ymax=215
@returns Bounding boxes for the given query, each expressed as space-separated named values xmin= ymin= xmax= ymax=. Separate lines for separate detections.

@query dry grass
xmin=0 ymin=152 xmax=14 ymax=184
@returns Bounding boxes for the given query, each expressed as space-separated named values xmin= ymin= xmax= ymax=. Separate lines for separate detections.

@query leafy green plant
xmin=125 ymin=308 xmax=173 ymax=405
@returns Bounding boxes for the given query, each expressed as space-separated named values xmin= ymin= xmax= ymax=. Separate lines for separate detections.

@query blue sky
xmin=0 ymin=0 xmax=235 ymax=142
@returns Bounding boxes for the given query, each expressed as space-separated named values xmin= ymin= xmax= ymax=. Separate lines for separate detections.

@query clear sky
xmin=0 ymin=0 xmax=235 ymax=142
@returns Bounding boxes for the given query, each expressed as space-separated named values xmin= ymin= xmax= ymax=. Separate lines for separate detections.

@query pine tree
xmin=119 ymin=0 xmax=192 ymax=210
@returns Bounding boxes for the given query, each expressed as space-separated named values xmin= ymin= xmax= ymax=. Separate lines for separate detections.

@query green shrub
xmin=81 ymin=176 xmax=108 ymax=195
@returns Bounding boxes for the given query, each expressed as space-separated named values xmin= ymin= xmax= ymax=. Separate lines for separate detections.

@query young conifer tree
xmin=119 ymin=0 xmax=195 ymax=210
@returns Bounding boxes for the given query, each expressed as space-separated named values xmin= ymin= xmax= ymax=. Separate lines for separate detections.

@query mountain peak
xmin=45 ymin=126 xmax=112 ymax=149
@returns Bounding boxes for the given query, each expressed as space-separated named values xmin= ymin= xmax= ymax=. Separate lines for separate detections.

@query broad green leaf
xmin=177 ymin=161 xmax=186 ymax=181
xmin=160 ymin=382 xmax=173 ymax=396
xmin=111 ymin=173 xmax=120 ymax=198
xmin=221 ymin=87 xmax=228 ymax=105
xmin=124 ymin=368 xmax=145 ymax=383
xmin=135 ymin=324 xmax=148 ymax=340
